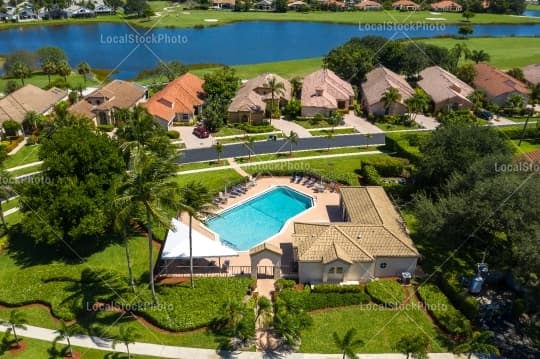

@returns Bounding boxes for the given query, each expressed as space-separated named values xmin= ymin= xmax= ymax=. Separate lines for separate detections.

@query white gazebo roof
xmin=160 ymin=218 xmax=238 ymax=259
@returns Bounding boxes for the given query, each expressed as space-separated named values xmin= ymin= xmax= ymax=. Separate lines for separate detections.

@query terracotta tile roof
xmin=473 ymin=63 xmax=529 ymax=98
xmin=0 ymin=85 xmax=67 ymax=123
xmin=522 ymin=64 xmax=540 ymax=85
xmin=144 ymin=73 xmax=204 ymax=123
xmin=249 ymin=242 xmax=283 ymax=256
xmin=228 ymin=73 xmax=291 ymax=113
xmin=392 ymin=0 xmax=420 ymax=8
xmin=418 ymin=66 xmax=474 ymax=105
xmin=430 ymin=0 xmax=462 ymax=9
xmin=293 ymin=186 xmax=419 ymax=263
xmin=69 ymin=80 xmax=146 ymax=120
xmin=361 ymin=66 xmax=415 ymax=107
xmin=301 ymin=69 xmax=354 ymax=109
xmin=355 ymin=0 xmax=383 ymax=8
xmin=517 ymin=149 xmax=540 ymax=164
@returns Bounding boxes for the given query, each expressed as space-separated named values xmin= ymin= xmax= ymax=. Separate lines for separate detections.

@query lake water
xmin=523 ymin=10 xmax=540 ymax=17
xmin=1 ymin=21 xmax=539 ymax=79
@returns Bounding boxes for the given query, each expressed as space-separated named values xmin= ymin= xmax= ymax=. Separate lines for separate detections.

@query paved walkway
xmin=271 ymin=118 xmax=312 ymax=138
xmin=0 ymin=322 xmax=462 ymax=359
xmin=7 ymin=137 xmax=27 ymax=155
xmin=227 ymin=158 xmax=251 ymax=178
xmin=414 ymin=114 xmax=439 ymax=130
xmin=6 ymin=160 xmax=43 ymax=172
xmin=343 ymin=111 xmax=383 ymax=134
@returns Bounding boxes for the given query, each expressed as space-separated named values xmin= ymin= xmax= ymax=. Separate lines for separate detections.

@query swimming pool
xmin=205 ymin=186 xmax=313 ymax=251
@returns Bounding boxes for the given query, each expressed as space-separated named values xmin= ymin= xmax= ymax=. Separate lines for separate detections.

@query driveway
xmin=174 ymin=125 xmax=214 ymax=149
xmin=271 ymin=118 xmax=312 ymax=138
xmin=414 ymin=114 xmax=439 ymax=130
xmin=343 ymin=111 xmax=383 ymax=134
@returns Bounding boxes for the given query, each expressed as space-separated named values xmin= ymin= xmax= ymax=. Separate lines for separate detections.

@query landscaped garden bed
xmin=365 ymin=280 xmax=405 ymax=307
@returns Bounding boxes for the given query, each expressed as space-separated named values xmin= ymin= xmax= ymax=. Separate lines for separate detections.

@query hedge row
xmin=235 ymin=123 xmax=275 ymax=134
xmin=279 ymin=289 xmax=370 ymax=311
xmin=360 ymin=164 xmax=383 ymax=186
xmin=365 ymin=280 xmax=404 ymax=307
xmin=417 ymin=283 xmax=471 ymax=335
xmin=360 ymin=156 xmax=408 ymax=177
xmin=497 ymin=125 xmax=539 ymax=140
xmin=167 ymin=130 xmax=180 ymax=139
xmin=311 ymin=283 xmax=364 ymax=294
xmin=274 ymin=278 xmax=296 ymax=291
xmin=385 ymin=133 xmax=430 ymax=164
xmin=436 ymin=274 xmax=479 ymax=320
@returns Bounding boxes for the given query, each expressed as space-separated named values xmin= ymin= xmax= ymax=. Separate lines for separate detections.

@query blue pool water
xmin=205 ymin=186 xmax=313 ymax=251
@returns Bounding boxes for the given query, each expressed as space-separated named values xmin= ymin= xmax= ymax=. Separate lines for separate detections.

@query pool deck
xmin=178 ymin=176 xmax=342 ymax=272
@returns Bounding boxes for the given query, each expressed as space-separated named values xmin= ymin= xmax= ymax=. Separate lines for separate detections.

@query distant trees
xmin=507 ymin=67 xmax=525 ymax=82
xmin=11 ymin=62 xmax=32 ymax=85
xmin=286 ymin=130 xmax=299 ymax=156
xmin=323 ymin=39 xmax=374 ymax=86
xmin=3 ymin=50 xmax=38 ymax=76
xmin=462 ymin=9 xmax=475 ymax=21
xmin=202 ymin=67 xmax=240 ymax=131
xmin=124 ymin=0 xmax=149 ymax=17
xmin=275 ymin=0 xmax=288 ymax=12
xmin=36 ymin=46 xmax=67 ymax=67
xmin=458 ymin=25 xmax=474 ymax=38
xmin=2 ymin=120 xmax=21 ymax=137
xmin=157 ymin=60 xmax=187 ymax=82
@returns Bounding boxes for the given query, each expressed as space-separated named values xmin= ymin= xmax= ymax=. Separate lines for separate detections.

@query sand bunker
xmin=204 ymin=18 xmax=219 ymax=22
xmin=182 ymin=11 xmax=191 ymax=14
xmin=425 ymin=17 xmax=446 ymax=20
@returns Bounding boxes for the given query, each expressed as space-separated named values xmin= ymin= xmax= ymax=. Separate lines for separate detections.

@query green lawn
xmin=299 ymin=305 xmax=448 ymax=353
xmin=236 ymin=145 xmax=379 ymax=163
xmin=0 ymin=73 xmax=98 ymax=92
xmin=174 ymin=169 xmax=245 ymax=194
xmin=9 ymin=164 xmax=42 ymax=178
xmin=1 ymin=198 xmax=19 ymax=212
xmin=422 ymin=37 xmax=540 ymax=69
xmin=294 ymin=119 xmax=336 ymax=129
xmin=3 ymin=145 xmax=41 ymax=169
xmin=309 ymin=128 xmax=357 ymax=136
xmin=374 ymin=122 xmax=420 ymax=132
xmin=509 ymin=139 xmax=540 ymax=153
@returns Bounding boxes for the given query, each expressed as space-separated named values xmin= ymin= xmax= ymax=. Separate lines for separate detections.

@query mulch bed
xmin=65 ymin=352 xmax=81 ymax=359
xmin=8 ymin=341 xmax=27 ymax=355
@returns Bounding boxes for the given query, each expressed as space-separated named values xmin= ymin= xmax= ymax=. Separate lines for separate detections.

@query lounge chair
xmin=303 ymin=176 xmax=312 ymax=186
xmin=290 ymin=173 xmax=296 ymax=182
xmin=307 ymin=177 xmax=316 ymax=187
xmin=296 ymin=174 xmax=303 ymax=184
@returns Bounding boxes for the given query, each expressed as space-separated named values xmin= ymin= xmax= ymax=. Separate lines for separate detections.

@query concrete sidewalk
xmin=1 ymin=322 xmax=461 ymax=359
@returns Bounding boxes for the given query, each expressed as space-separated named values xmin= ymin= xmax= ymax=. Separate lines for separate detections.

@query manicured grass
xmin=309 ymin=128 xmax=357 ymax=136
xmin=509 ymin=139 xmax=540 ymax=153
xmin=217 ymin=133 xmax=283 ymax=145
xmin=213 ymin=126 xmax=248 ymax=137
xmin=0 ymin=14 xmax=125 ymax=30
xmin=3 ymin=145 xmax=41 ymax=169
xmin=299 ymin=305 xmax=448 ymax=353
xmin=527 ymin=4 xmax=540 ymax=10
xmin=374 ymin=122 xmax=420 ymax=132
xmin=174 ymin=169 xmax=244 ymax=194
xmin=0 ymin=306 xmax=59 ymax=329
xmin=1 ymin=198 xmax=19 ymax=212
xmin=422 ymin=37 xmax=540 ymax=69
xmin=0 ymin=73 xmax=98 ymax=92
xmin=236 ymin=146 xmax=379 ymax=163
xmin=294 ymin=119 xmax=335 ymax=129
xmin=9 ymin=164 xmax=42 ymax=177
xmin=0 ymin=335 xmax=164 ymax=359
xmin=178 ymin=161 xmax=229 ymax=172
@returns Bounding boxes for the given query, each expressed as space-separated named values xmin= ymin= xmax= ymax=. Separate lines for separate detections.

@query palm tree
xmin=327 ymin=112 xmax=342 ymax=131
xmin=286 ymin=130 xmax=299 ymax=156
xmin=42 ymin=59 xmax=57 ymax=86
xmin=117 ymin=149 xmax=180 ymax=304
xmin=449 ymin=43 xmax=471 ymax=73
xmin=256 ymin=296 xmax=272 ymax=327
xmin=243 ymin=135 xmax=256 ymax=161
xmin=363 ymin=133 xmax=373 ymax=149
xmin=454 ymin=331 xmax=499 ymax=359
xmin=0 ymin=310 xmax=27 ymax=348
xmin=220 ymin=299 xmax=246 ymax=338
xmin=11 ymin=62 xmax=31 ymax=85
xmin=22 ymin=111 xmax=41 ymax=134
xmin=290 ymin=76 xmax=302 ymax=99
xmin=405 ymin=88 xmax=430 ymax=121
xmin=214 ymin=142 xmax=224 ymax=164
xmin=468 ymin=49 xmax=490 ymax=64
xmin=179 ymin=181 xmax=214 ymax=289
xmin=0 ymin=169 xmax=13 ymax=230
xmin=264 ymin=76 xmax=286 ymax=123
xmin=77 ymin=62 xmax=91 ymax=89
xmin=112 ymin=326 xmax=140 ymax=359
xmin=56 ymin=60 xmax=72 ymax=83
xmin=381 ymin=87 xmax=402 ymax=115
xmin=332 ymin=328 xmax=364 ymax=359
xmin=53 ymin=320 xmax=78 ymax=357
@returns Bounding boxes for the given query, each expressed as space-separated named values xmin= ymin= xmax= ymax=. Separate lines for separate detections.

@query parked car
xmin=193 ymin=126 xmax=210 ymax=138
xmin=476 ymin=108 xmax=493 ymax=121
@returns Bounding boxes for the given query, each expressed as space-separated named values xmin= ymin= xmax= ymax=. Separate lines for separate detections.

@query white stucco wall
xmin=298 ymin=262 xmax=324 ymax=284
xmin=373 ymin=257 xmax=417 ymax=278
xmin=345 ymin=262 xmax=374 ymax=282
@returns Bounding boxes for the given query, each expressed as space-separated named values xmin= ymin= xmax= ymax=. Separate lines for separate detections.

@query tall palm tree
xmin=264 ymin=76 xmax=286 ymax=123
xmin=454 ymin=331 xmax=499 ymax=359
xmin=42 ymin=59 xmax=57 ymax=86
xmin=112 ymin=326 xmax=140 ymax=359
xmin=56 ymin=60 xmax=72 ymax=83
xmin=179 ymin=181 xmax=214 ymax=289
xmin=11 ymin=62 xmax=31 ymax=85
xmin=290 ymin=76 xmax=302 ymax=99
xmin=333 ymin=328 xmax=364 ymax=359
xmin=243 ymin=135 xmax=256 ymax=161
xmin=214 ymin=142 xmax=224 ymax=164
xmin=53 ymin=320 xmax=78 ymax=357
xmin=117 ymin=149 xmax=180 ymax=304
xmin=404 ymin=89 xmax=430 ymax=121
xmin=0 ymin=168 xmax=13 ymax=230
xmin=0 ymin=310 xmax=27 ymax=348
xmin=468 ymin=49 xmax=490 ymax=64
xmin=381 ymin=87 xmax=402 ymax=115
xmin=77 ymin=62 xmax=91 ymax=89
xmin=286 ymin=130 xmax=298 ymax=156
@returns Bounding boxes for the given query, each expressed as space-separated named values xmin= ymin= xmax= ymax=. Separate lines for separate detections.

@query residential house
xmin=0 ymin=85 xmax=67 ymax=129
xmin=68 ymin=80 xmax=147 ymax=126
xmin=228 ymin=73 xmax=291 ymax=124
xmin=211 ymin=0 xmax=235 ymax=9
xmin=300 ymin=69 xmax=355 ymax=117
xmin=361 ymin=66 xmax=414 ymax=116
xmin=288 ymin=0 xmax=309 ymax=9
xmin=65 ymin=5 xmax=95 ymax=18
xmin=253 ymin=0 xmax=274 ymax=10
xmin=144 ymin=72 xmax=205 ymax=130
xmin=522 ymin=64 xmax=540 ymax=86
xmin=430 ymin=0 xmax=462 ymax=11
xmin=355 ymin=0 xmax=383 ymax=10
xmin=417 ymin=66 xmax=474 ymax=112
xmin=293 ymin=186 xmax=419 ymax=283
xmin=94 ymin=4 xmax=115 ymax=14
xmin=392 ymin=0 xmax=420 ymax=10
xmin=473 ymin=63 xmax=529 ymax=106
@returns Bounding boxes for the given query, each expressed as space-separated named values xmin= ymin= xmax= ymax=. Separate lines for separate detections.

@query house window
xmin=182 ymin=114 xmax=189 ymax=121
xmin=337 ymin=100 xmax=346 ymax=109
xmin=380 ymin=262 xmax=388 ymax=269
xmin=328 ymin=267 xmax=335 ymax=274
xmin=336 ymin=267 xmax=344 ymax=274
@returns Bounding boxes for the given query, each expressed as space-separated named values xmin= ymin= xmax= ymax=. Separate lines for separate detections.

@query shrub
xmin=436 ymin=274 xmax=479 ymax=320
xmin=275 ymin=278 xmax=296 ymax=292
xmin=417 ymin=283 xmax=471 ymax=335
xmin=311 ymin=284 xmax=364 ymax=294
xmin=167 ymin=130 xmax=180 ymax=139
xmin=366 ymin=280 xmax=404 ymax=307
xmin=361 ymin=156 xmax=408 ymax=177
xmin=360 ymin=164 xmax=383 ymax=185
xmin=237 ymin=123 xmax=275 ymax=134
xmin=278 ymin=288 xmax=370 ymax=311
xmin=97 ymin=124 xmax=114 ymax=132
xmin=385 ymin=133 xmax=430 ymax=164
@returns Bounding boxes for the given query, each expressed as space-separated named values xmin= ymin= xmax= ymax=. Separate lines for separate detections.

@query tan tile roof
xmin=0 ymin=85 xmax=67 ymax=123
xmin=392 ymin=0 xmax=420 ymax=8
xmin=228 ymin=73 xmax=291 ymax=113
xmin=418 ymin=66 xmax=474 ymax=105
xmin=301 ymin=69 xmax=354 ymax=110
xmin=522 ymin=64 xmax=540 ymax=85
xmin=355 ymin=0 xmax=383 ymax=8
xmin=68 ymin=80 xmax=146 ymax=120
xmin=144 ymin=73 xmax=204 ymax=123
xmin=249 ymin=242 xmax=283 ymax=256
xmin=361 ymin=66 xmax=415 ymax=107
xmin=473 ymin=63 xmax=529 ymax=98
xmin=294 ymin=186 xmax=418 ymax=263
xmin=430 ymin=0 xmax=462 ymax=9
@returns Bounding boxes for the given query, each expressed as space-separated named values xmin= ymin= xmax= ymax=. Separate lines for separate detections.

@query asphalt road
xmin=179 ymin=133 xmax=386 ymax=163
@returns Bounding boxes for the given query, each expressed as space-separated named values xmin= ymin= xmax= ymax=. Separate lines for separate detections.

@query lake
xmin=1 ymin=21 xmax=539 ymax=79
